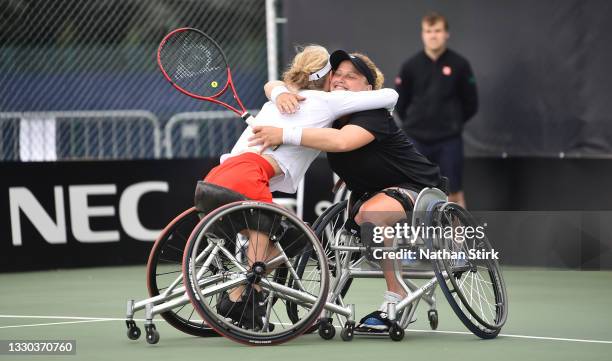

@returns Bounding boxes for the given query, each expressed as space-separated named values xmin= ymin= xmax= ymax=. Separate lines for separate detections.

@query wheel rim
xmin=147 ymin=207 xmax=216 ymax=335
xmin=184 ymin=202 xmax=329 ymax=344
xmin=431 ymin=203 xmax=508 ymax=331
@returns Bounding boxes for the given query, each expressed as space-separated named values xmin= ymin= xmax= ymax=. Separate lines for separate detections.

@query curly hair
xmin=350 ymin=52 xmax=385 ymax=90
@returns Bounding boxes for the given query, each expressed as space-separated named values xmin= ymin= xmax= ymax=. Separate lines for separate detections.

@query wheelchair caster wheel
xmin=125 ymin=320 xmax=141 ymax=340
xmin=145 ymin=324 xmax=160 ymax=345
xmin=127 ymin=326 xmax=141 ymax=340
xmin=318 ymin=319 xmax=335 ymax=340
xmin=389 ymin=324 xmax=404 ymax=342
xmin=428 ymin=310 xmax=438 ymax=330
xmin=340 ymin=322 xmax=354 ymax=342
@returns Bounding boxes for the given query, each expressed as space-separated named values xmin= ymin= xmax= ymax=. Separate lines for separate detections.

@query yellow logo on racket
xmin=211 ymin=81 xmax=218 ymax=88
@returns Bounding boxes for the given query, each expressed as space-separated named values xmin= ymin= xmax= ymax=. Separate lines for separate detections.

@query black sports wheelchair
xmin=125 ymin=178 xmax=507 ymax=345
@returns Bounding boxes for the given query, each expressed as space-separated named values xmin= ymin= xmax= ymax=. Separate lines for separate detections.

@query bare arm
xmin=248 ymin=125 xmax=374 ymax=153
xmin=263 ymin=80 xmax=305 ymax=114
xmin=264 ymin=80 xmax=286 ymax=100
xmin=300 ymin=125 xmax=374 ymax=152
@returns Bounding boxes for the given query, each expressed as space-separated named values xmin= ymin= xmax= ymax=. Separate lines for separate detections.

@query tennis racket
xmin=157 ymin=27 xmax=255 ymax=125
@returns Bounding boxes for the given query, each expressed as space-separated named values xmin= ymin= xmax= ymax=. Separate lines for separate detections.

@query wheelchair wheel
xmin=182 ymin=201 xmax=330 ymax=345
xmin=146 ymin=207 xmax=219 ymax=337
xmin=288 ymin=200 xmax=355 ymax=324
xmin=426 ymin=202 xmax=508 ymax=339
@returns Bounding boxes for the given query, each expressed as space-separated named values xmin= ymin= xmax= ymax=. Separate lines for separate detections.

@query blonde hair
xmin=350 ymin=52 xmax=384 ymax=90
xmin=283 ymin=45 xmax=330 ymax=90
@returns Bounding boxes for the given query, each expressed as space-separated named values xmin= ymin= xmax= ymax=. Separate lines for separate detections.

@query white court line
xmin=0 ymin=314 xmax=150 ymax=321
xmin=1 ymin=314 xmax=611 ymax=344
xmin=405 ymin=328 xmax=612 ymax=345
xmin=1 ymin=315 xmax=123 ymax=321
xmin=0 ymin=319 xmax=114 ymax=330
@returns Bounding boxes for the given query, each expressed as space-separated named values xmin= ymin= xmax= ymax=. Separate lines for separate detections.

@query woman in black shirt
xmin=249 ymin=50 xmax=442 ymax=333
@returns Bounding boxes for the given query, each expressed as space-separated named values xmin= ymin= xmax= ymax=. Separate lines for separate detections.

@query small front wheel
xmin=389 ymin=323 xmax=404 ymax=342
xmin=428 ymin=309 xmax=439 ymax=330
xmin=319 ymin=319 xmax=336 ymax=340
xmin=126 ymin=324 xmax=141 ymax=340
xmin=340 ymin=322 xmax=355 ymax=341
xmin=145 ymin=324 xmax=160 ymax=344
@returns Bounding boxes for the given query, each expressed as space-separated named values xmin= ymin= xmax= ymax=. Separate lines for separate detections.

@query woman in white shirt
xmin=204 ymin=45 xmax=398 ymax=328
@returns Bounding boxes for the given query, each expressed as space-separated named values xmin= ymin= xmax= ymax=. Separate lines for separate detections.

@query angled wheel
xmin=183 ymin=201 xmax=330 ymax=345
xmin=426 ymin=201 xmax=508 ymax=339
xmin=146 ymin=207 xmax=219 ymax=337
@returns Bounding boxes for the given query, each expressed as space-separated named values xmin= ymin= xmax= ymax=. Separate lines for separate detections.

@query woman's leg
xmin=353 ymin=189 xmax=416 ymax=332
xmin=354 ymin=192 xmax=409 ymax=297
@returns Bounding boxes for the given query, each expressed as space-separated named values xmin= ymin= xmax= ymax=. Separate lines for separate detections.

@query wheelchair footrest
xmin=353 ymin=330 xmax=391 ymax=337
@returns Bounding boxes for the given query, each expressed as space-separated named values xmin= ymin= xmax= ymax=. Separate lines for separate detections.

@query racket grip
xmin=241 ymin=112 xmax=255 ymax=126
xmin=241 ymin=112 xmax=281 ymax=151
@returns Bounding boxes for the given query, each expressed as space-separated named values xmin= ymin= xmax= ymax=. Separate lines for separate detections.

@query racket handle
xmin=241 ymin=112 xmax=255 ymax=126
xmin=241 ymin=112 xmax=281 ymax=151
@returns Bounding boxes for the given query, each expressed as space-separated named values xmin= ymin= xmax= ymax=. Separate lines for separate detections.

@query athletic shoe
xmin=216 ymin=287 xmax=268 ymax=330
xmin=355 ymin=310 xmax=393 ymax=332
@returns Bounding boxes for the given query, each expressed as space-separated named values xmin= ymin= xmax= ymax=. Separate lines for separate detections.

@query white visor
xmin=308 ymin=61 xmax=332 ymax=81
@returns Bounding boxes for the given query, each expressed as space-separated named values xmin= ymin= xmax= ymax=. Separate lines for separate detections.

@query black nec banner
xmin=0 ymin=158 xmax=336 ymax=272
xmin=3 ymin=157 xmax=611 ymax=271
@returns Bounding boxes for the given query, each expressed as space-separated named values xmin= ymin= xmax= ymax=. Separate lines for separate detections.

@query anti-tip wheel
xmin=389 ymin=323 xmax=404 ymax=341
xmin=340 ymin=322 xmax=354 ymax=341
xmin=145 ymin=325 xmax=160 ymax=345
xmin=318 ymin=319 xmax=336 ymax=340
xmin=127 ymin=326 xmax=141 ymax=340
xmin=428 ymin=309 xmax=439 ymax=330
xmin=125 ymin=320 xmax=141 ymax=340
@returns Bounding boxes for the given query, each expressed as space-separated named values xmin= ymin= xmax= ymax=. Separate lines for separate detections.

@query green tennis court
xmin=1 ymin=266 xmax=610 ymax=360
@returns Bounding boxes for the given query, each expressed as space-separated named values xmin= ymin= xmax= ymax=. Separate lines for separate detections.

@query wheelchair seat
xmin=194 ymin=181 xmax=247 ymax=214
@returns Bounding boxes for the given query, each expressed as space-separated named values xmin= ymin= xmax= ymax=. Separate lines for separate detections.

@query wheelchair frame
xmin=125 ymin=186 xmax=507 ymax=344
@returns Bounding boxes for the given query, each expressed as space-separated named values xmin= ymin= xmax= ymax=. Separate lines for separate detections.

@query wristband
xmin=282 ymin=127 xmax=303 ymax=146
xmin=271 ymin=85 xmax=290 ymax=103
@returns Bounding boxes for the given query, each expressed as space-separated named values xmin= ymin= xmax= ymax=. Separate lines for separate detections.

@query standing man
xmin=395 ymin=12 xmax=477 ymax=208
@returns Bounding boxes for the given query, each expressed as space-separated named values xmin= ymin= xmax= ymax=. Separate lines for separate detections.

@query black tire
xmin=127 ymin=325 xmax=141 ymax=340
xmin=426 ymin=201 xmax=508 ymax=339
xmin=146 ymin=207 xmax=219 ymax=337
xmin=318 ymin=319 xmax=336 ymax=340
xmin=340 ymin=322 xmax=354 ymax=341
xmin=288 ymin=200 xmax=355 ymax=324
xmin=183 ymin=201 xmax=330 ymax=346
xmin=145 ymin=325 xmax=160 ymax=344
xmin=428 ymin=309 xmax=439 ymax=330
xmin=389 ymin=323 xmax=404 ymax=341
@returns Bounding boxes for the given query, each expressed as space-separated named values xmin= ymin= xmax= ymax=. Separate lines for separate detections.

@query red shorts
xmin=203 ymin=152 xmax=275 ymax=203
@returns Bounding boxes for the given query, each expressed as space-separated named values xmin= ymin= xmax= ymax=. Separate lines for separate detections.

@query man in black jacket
xmin=395 ymin=12 xmax=477 ymax=208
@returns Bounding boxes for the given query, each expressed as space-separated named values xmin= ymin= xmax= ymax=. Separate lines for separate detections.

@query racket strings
xmin=160 ymin=30 xmax=228 ymax=98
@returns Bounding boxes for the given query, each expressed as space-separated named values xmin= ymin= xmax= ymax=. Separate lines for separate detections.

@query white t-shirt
xmin=220 ymin=88 xmax=399 ymax=193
